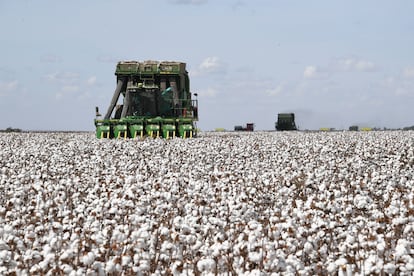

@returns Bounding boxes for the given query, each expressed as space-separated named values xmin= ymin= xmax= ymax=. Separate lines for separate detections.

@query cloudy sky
xmin=1 ymin=0 xmax=413 ymax=131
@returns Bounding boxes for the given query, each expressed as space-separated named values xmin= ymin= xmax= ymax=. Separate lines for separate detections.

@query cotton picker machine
xmin=94 ymin=60 xmax=198 ymax=139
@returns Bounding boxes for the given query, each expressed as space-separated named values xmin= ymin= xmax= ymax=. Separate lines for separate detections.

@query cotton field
xmin=0 ymin=131 xmax=413 ymax=275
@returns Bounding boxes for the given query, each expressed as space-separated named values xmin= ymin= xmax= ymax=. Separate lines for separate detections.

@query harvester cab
xmin=95 ymin=60 xmax=198 ymax=139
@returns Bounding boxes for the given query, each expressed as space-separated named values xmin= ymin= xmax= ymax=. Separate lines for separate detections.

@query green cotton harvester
xmin=275 ymin=113 xmax=297 ymax=131
xmin=95 ymin=60 xmax=198 ymax=139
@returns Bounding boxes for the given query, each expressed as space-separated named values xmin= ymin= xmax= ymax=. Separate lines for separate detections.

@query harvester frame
xmin=95 ymin=60 xmax=198 ymax=139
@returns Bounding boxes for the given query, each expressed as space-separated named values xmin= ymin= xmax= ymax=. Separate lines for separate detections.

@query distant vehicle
xmin=275 ymin=113 xmax=297 ymax=131
xmin=234 ymin=123 xmax=254 ymax=131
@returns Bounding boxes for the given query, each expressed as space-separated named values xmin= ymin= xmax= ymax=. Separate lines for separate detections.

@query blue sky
xmin=1 ymin=0 xmax=413 ymax=131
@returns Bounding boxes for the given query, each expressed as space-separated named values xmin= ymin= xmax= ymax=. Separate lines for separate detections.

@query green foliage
xmin=403 ymin=125 xmax=414 ymax=131
xmin=0 ymin=127 xmax=22 ymax=133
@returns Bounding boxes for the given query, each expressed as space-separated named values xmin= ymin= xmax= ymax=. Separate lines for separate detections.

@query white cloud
xmin=403 ymin=67 xmax=414 ymax=78
xmin=0 ymin=80 xmax=18 ymax=95
xmin=45 ymin=71 xmax=80 ymax=84
xmin=265 ymin=84 xmax=284 ymax=96
xmin=62 ymin=85 xmax=80 ymax=93
xmin=383 ymin=76 xmax=395 ymax=86
xmin=382 ymin=74 xmax=414 ymax=97
xmin=198 ymin=87 xmax=218 ymax=97
xmin=55 ymin=85 xmax=80 ymax=100
xmin=168 ymin=0 xmax=208 ymax=5
xmin=97 ymin=55 xmax=118 ymax=63
xmin=338 ymin=58 xmax=377 ymax=72
xmin=198 ymin=57 xmax=225 ymax=74
xmin=55 ymin=92 xmax=64 ymax=100
xmin=394 ymin=87 xmax=409 ymax=96
xmin=87 ymin=76 xmax=97 ymax=85
xmin=40 ymin=54 xmax=62 ymax=63
xmin=304 ymin=66 xmax=317 ymax=79
xmin=232 ymin=1 xmax=245 ymax=10
xmin=77 ymin=91 xmax=92 ymax=100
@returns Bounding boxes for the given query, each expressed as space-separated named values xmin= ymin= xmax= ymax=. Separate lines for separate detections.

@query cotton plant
xmin=0 ymin=131 xmax=413 ymax=274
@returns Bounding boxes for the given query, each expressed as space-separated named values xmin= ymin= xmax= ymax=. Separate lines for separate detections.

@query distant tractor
xmin=234 ymin=123 xmax=254 ymax=131
xmin=275 ymin=113 xmax=297 ymax=131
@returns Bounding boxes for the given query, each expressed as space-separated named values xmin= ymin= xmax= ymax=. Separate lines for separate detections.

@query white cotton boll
xmin=138 ymin=229 xmax=150 ymax=240
xmin=303 ymin=241 xmax=313 ymax=254
xmin=122 ymin=255 xmax=131 ymax=266
xmin=125 ymin=176 xmax=135 ymax=185
xmin=191 ymin=239 xmax=203 ymax=252
xmin=181 ymin=224 xmax=192 ymax=235
xmin=61 ymin=264 xmax=73 ymax=274
xmin=105 ymin=259 xmax=118 ymax=274
xmin=318 ymin=183 xmax=326 ymax=192
xmin=60 ymin=249 xmax=74 ymax=261
xmin=112 ymin=228 xmax=127 ymax=243
xmin=161 ymin=241 xmax=174 ymax=252
xmin=185 ymin=234 xmax=197 ymax=245
xmin=247 ymin=220 xmax=259 ymax=230
xmin=363 ymin=255 xmax=377 ymax=274
xmin=159 ymin=227 xmax=169 ymax=236
xmin=405 ymin=258 xmax=414 ymax=271
xmin=52 ymin=221 xmax=62 ymax=231
xmin=329 ymin=221 xmax=337 ymax=229
xmin=33 ymin=182 xmax=42 ymax=192
xmin=326 ymin=261 xmax=337 ymax=274
xmin=81 ymin=252 xmax=95 ymax=266
xmin=247 ymin=269 xmax=263 ymax=275
xmin=38 ymin=259 xmax=49 ymax=271
xmin=171 ymin=260 xmax=183 ymax=275
xmin=383 ymin=263 xmax=396 ymax=274
xmin=345 ymin=233 xmax=356 ymax=245
xmin=158 ymin=253 xmax=170 ymax=262
xmin=133 ymin=254 xmax=141 ymax=265
xmin=3 ymin=225 xmax=13 ymax=235
xmin=392 ymin=217 xmax=408 ymax=225
xmin=376 ymin=241 xmax=386 ymax=253
xmin=395 ymin=239 xmax=409 ymax=257
xmin=0 ymin=250 xmax=11 ymax=263
xmin=403 ymin=224 xmax=414 ymax=235
xmin=248 ymin=251 xmax=262 ymax=263
xmin=29 ymin=264 xmax=41 ymax=274
xmin=108 ymin=207 xmax=118 ymax=215
xmin=129 ymin=230 xmax=140 ymax=242
xmin=197 ymin=258 xmax=216 ymax=272
xmin=335 ymin=257 xmax=347 ymax=267
xmin=173 ymin=216 xmax=183 ymax=227
xmin=91 ymin=233 xmax=105 ymax=245
xmin=75 ymin=267 xmax=86 ymax=275
xmin=0 ymin=240 xmax=10 ymax=251
xmin=42 ymin=244 xmax=52 ymax=256
xmin=385 ymin=205 xmax=400 ymax=216
xmin=75 ymin=204 xmax=85 ymax=213
xmin=139 ymin=260 xmax=150 ymax=272
xmin=49 ymin=236 xmax=59 ymax=249
xmin=62 ymin=231 xmax=70 ymax=241
xmin=208 ymin=217 xmax=222 ymax=227
xmin=353 ymin=194 xmax=370 ymax=209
